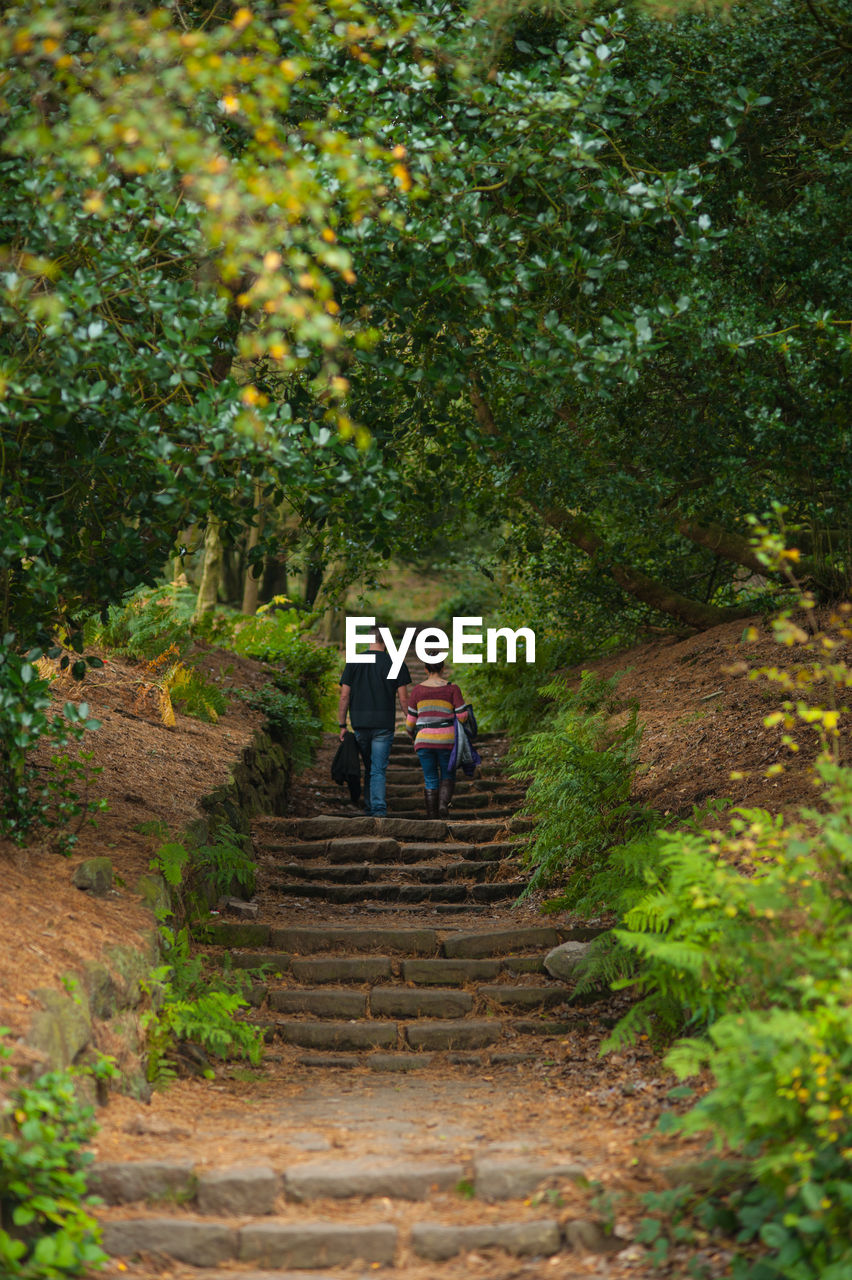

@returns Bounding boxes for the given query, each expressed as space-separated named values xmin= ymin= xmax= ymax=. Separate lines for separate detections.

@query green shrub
xmin=238 ymin=680 xmax=324 ymax=771
xmin=510 ymin=671 xmax=657 ymax=905
xmin=0 ymin=646 xmax=104 ymax=850
xmin=0 ymin=1038 xmax=107 ymax=1278
xmin=600 ymin=759 xmax=852 ymax=1278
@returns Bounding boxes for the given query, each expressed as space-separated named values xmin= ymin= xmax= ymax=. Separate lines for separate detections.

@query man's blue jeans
xmin=418 ymin=747 xmax=453 ymax=791
xmin=353 ymin=727 xmax=394 ymax=816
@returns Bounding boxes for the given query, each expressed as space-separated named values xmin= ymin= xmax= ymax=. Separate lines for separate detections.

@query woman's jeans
xmin=418 ymin=747 xmax=454 ymax=791
xmin=353 ymin=727 xmax=394 ymax=816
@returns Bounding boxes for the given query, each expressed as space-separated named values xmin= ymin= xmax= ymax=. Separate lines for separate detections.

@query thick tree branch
xmin=544 ymin=509 xmax=755 ymax=630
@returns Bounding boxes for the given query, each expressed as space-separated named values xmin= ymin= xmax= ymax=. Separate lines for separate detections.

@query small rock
xmin=72 ymin=857 xmax=114 ymax=896
xmin=564 ymin=1218 xmax=625 ymax=1254
xmin=123 ymin=1115 xmax=191 ymax=1138
xmin=543 ymin=940 xmax=591 ymax=980
xmin=224 ymin=898 xmax=259 ymax=918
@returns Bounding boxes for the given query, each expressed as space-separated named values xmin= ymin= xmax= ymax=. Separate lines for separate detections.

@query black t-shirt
xmin=340 ymin=650 xmax=411 ymax=730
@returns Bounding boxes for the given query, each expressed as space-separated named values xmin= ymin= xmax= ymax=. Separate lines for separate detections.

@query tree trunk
xmin=545 ymin=509 xmax=755 ymax=630
xmin=304 ymin=557 xmax=324 ymax=609
xmin=260 ymin=556 xmax=288 ymax=604
xmin=241 ymin=482 xmax=265 ymax=615
xmin=194 ymin=517 xmax=223 ymax=620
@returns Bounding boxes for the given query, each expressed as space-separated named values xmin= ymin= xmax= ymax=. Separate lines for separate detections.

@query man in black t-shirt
xmin=338 ymin=630 xmax=411 ymax=817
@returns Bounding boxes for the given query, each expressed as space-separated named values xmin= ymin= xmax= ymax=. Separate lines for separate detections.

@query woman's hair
xmin=424 ymin=660 xmax=446 ymax=674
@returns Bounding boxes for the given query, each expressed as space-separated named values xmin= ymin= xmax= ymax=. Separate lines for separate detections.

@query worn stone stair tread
xmin=411 ymin=1218 xmax=561 ymax=1260
xmin=404 ymin=1018 xmax=505 ymax=1050
xmin=270 ymin=882 xmax=484 ymax=904
xmin=91 ymin=1155 xmax=589 ymax=1210
xmin=359 ymin=903 xmax=494 ymax=916
xmin=272 ymin=1021 xmax=400 ymax=1049
xmin=273 ymin=817 xmax=448 ymax=842
xmin=288 ymin=956 xmax=394 ymax=983
xmin=441 ymin=925 xmax=560 ymax=957
xmin=265 ymin=927 xmax=439 ymax=954
xmin=268 ymin=989 xmax=368 ymax=1018
xmin=270 ymin=859 xmax=521 ymax=885
xmin=283 ymin=1156 xmax=465 ymax=1201
xmin=101 ymin=1214 xmax=567 ymax=1267
xmin=370 ymin=987 xmax=475 ymax=1018
xmin=296 ymin=1052 xmax=436 ymax=1071
xmin=478 ymin=983 xmax=572 ymax=1009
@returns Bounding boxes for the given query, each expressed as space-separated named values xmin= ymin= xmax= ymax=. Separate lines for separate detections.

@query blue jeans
xmin=354 ymin=727 xmax=394 ymax=816
xmin=418 ymin=748 xmax=453 ymax=791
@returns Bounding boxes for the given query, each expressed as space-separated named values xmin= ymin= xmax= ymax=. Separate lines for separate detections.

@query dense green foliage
xmin=0 ymin=648 xmax=103 ymax=848
xmin=318 ymin=0 xmax=850 ymax=632
xmin=606 ymin=762 xmax=852 ymax=1279
xmin=509 ymin=671 xmax=657 ymax=901
xmin=0 ymin=1040 xmax=106 ymax=1278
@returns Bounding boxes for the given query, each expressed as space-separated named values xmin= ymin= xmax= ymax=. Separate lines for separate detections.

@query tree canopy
xmin=1 ymin=0 xmax=850 ymax=651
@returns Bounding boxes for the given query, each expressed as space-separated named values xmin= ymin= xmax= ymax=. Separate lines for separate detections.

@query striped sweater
xmin=406 ymin=682 xmax=468 ymax=751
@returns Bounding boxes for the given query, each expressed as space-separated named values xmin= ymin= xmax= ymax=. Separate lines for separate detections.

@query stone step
xmin=265 ymin=1016 xmax=571 ymax=1051
xmin=203 ymin=922 xmax=601 ymax=956
xmin=311 ymin=787 xmax=526 ymax=810
xmin=91 ymin=1154 xmax=586 ymax=1207
xmin=385 ymin=794 xmax=525 ymax=812
xmin=223 ymin=952 xmax=548 ymax=984
xmin=382 ymin=760 xmax=510 ymax=775
xmin=262 ymin=815 xmax=532 ymax=843
xmin=268 ymin=880 xmax=527 ymax=905
xmin=253 ymin=983 xmax=571 ymax=1019
xmin=99 ymin=1212 xmax=581 ymax=1268
xmin=269 ymin=859 xmax=520 ymax=884
xmin=381 ymin=767 xmax=509 ymax=784
xmin=203 ymin=922 xmax=580 ymax=956
xmin=257 ymin=838 xmax=526 ymax=864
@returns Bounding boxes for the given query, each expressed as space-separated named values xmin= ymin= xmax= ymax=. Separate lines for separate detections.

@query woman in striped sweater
xmin=405 ymin=660 xmax=469 ymax=819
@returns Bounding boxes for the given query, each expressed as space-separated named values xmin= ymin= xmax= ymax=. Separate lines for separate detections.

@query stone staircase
xmin=95 ymin=655 xmax=621 ymax=1276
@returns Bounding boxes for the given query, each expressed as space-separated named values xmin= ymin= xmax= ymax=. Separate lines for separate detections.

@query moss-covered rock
xmin=26 ymin=987 xmax=92 ymax=1070
xmin=72 ymin=856 xmax=114 ymax=896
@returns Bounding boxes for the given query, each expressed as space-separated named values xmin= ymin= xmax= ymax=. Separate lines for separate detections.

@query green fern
xmin=87 ymin=584 xmax=195 ymax=660
xmin=141 ymin=925 xmax=264 ymax=1086
xmin=510 ymin=671 xmax=658 ymax=905
xmin=166 ymin=664 xmax=228 ymax=722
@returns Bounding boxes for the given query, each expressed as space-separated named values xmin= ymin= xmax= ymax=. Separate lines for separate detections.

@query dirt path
xmin=90 ymin=659 xmax=717 ymax=1280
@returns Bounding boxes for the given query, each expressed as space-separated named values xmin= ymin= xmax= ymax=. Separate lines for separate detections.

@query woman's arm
xmin=450 ymin=684 xmax=468 ymax=723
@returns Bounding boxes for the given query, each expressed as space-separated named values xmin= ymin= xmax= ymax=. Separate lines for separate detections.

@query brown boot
xmin=438 ymin=776 xmax=455 ymax=819
xmin=424 ymin=789 xmax=439 ymax=820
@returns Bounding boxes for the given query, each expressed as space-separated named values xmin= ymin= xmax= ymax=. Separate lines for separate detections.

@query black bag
xmin=331 ymin=731 xmax=361 ymax=803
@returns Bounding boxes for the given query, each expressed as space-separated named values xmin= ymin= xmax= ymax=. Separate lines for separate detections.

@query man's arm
xmin=338 ymin=684 xmax=351 ymax=740
xmin=397 ymin=684 xmax=410 ymax=719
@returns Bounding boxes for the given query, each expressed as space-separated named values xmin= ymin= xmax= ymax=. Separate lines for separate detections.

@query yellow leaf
xmin=391 ymin=162 xmax=412 ymax=191
xmin=159 ymin=689 xmax=176 ymax=727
